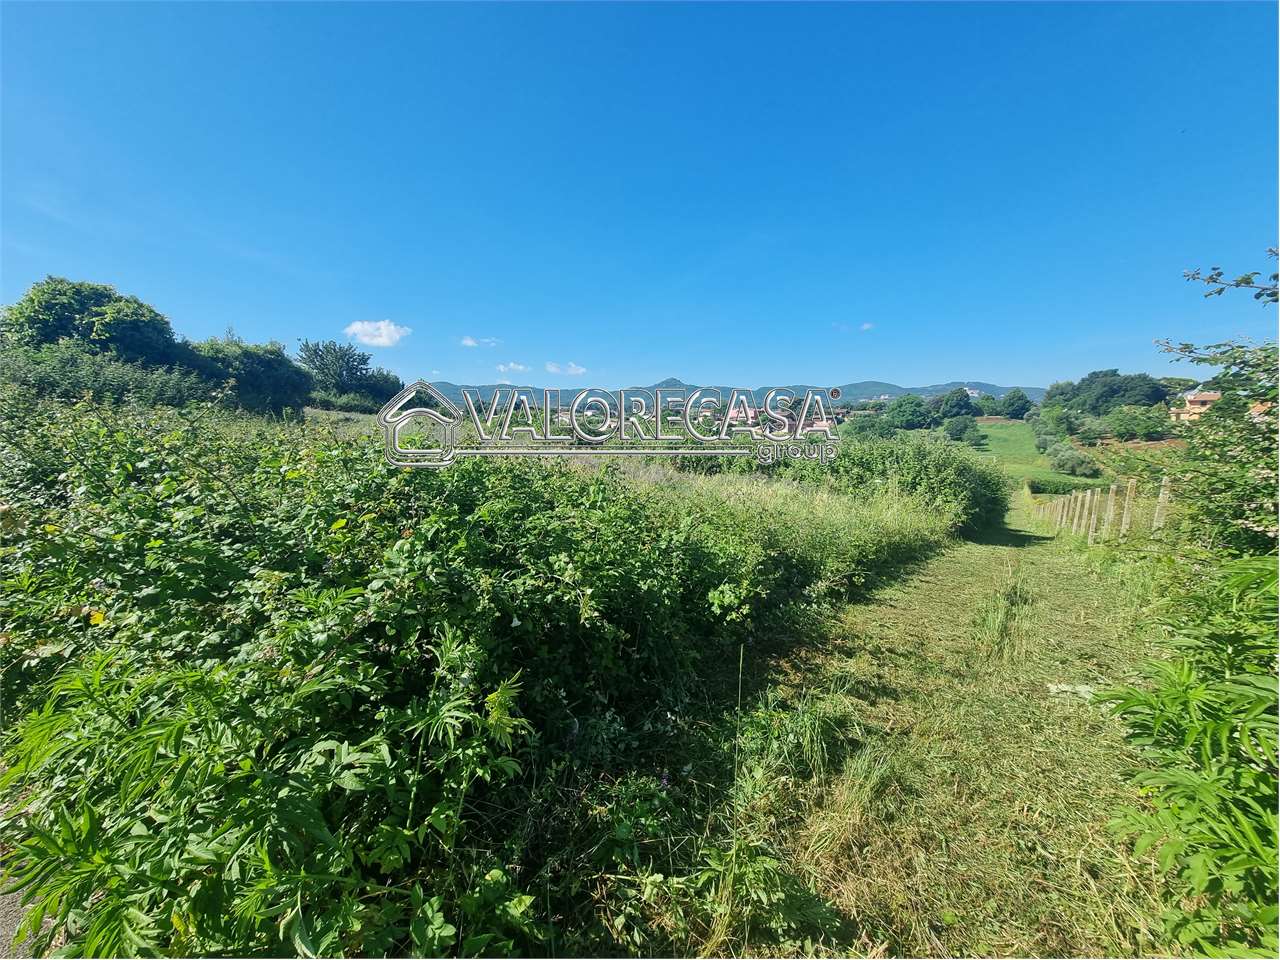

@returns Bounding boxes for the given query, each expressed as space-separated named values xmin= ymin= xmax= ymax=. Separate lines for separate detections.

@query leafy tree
xmin=297 ymin=339 xmax=404 ymax=409
xmin=1102 ymin=403 xmax=1170 ymax=441
xmin=1042 ymin=369 xmax=1169 ymax=417
xmin=1 ymin=276 xmax=119 ymax=344
xmin=999 ymin=388 xmax=1033 ymax=420
xmin=941 ymin=414 xmax=982 ymax=445
xmin=928 ymin=387 xmax=980 ymax=420
xmin=362 ymin=365 xmax=405 ymax=402
xmin=882 ymin=394 xmax=934 ymax=430
xmin=88 ymin=297 xmax=177 ymax=364
xmin=973 ymin=393 xmax=1001 ymax=416
xmin=839 ymin=414 xmax=897 ymax=439
xmin=1160 ymin=338 xmax=1277 ymax=554
xmin=297 ymin=339 xmax=371 ymax=395
xmin=1183 ymin=248 xmax=1279 ymax=304
xmin=1 ymin=277 xmax=177 ymax=365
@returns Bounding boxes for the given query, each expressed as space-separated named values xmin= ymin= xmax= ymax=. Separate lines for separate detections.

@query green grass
xmin=764 ymin=497 xmax=1173 ymax=956
xmin=974 ymin=419 xmax=1108 ymax=490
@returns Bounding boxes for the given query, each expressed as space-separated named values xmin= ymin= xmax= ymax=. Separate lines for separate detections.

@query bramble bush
xmin=0 ymin=389 xmax=993 ymax=956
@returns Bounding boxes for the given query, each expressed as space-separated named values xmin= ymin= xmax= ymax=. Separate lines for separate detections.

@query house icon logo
xmin=377 ymin=380 xmax=464 ymax=468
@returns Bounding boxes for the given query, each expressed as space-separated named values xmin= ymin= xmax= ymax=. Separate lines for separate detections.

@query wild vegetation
xmin=1096 ymin=334 xmax=1278 ymax=957
xmin=0 ymin=262 xmax=1274 ymax=958
xmin=0 ymin=383 xmax=1008 ymax=956
xmin=0 ymin=277 xmax=404 ymax=416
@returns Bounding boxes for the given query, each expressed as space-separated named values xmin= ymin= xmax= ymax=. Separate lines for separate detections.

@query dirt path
xmin=781 ymin=503 xmax=1171 ymax=956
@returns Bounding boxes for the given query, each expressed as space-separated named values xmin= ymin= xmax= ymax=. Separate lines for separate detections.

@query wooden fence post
xmin=1102 ymin=482 xmax=1118 ymax=540
xmin=1152 ymin=474 xmax=1171 ymax=532
xmin=1087 ymin=489 xmax=1101 ymax=544
xmin=1119 ymin=478 xmax=1137 ymax=537
xmin=1072 ymin=490 xmax=1085 ymax=534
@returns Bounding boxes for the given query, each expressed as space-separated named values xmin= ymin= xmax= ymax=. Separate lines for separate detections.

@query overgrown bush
xmin=1102 ymin=558 xmax=1278 ymax=955
xmin=1046 ymin=440 xmax=1102 ymax=477
xmin=0 ymin=341 xmax=212 ymax=407
xmin=0 ymin=394 xmax=975 ymax=956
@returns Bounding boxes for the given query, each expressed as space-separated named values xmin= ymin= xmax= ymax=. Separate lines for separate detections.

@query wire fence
xmin=1030 ymin=476 xmax=1171 ymax=544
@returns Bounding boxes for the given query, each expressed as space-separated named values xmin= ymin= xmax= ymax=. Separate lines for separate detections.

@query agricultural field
xmin=974 ymin=419 xmax=1109 ymax=492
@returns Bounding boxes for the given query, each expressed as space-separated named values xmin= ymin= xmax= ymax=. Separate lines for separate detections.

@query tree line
xmin=0 ymin=277 xmax=405 ymax=414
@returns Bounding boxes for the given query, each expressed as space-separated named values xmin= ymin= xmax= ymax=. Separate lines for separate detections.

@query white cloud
xmin=344 ymin=319 xmax=411 ymax=347
xmin=461 ymin=335 xmax=500 ymax=348
xmin=860 ymin=322 xmax=875 ymax=332
xmin=546 ymin=361 xmax=586 ymax=375
xmin=430 ymin=369 xmax=441 ymax=376
xmin=497 ymin=378 xmax=512 ymax=385
xmin=497 ymin=361 xmax=528 ymax=374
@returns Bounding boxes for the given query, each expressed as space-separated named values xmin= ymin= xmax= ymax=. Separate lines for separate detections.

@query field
xmin=974 ymin=419 xmax=1108 ymax=491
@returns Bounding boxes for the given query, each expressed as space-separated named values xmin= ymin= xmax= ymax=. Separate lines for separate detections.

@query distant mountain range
xmin=425 ymin=378 xmax=1046 ymax=408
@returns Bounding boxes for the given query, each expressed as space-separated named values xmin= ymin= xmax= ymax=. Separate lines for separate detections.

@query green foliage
xmin=838 ymin=414 xmax=897 ymax=439
xmin=0 ymin=341 xmax=212 ymax=407
xmin=193 ymin=337 xmax=314 ymax=415
xmin=1102 ymin=558 xmax=1278 ymax=956
xmin=2 ymin=277 xmax=124 ymax=346
xmin=1184 ymin=250 xmax=1279 ymax=305
xmin=974 ymin=393 xmax=1002 ymax=416
xmin=1046 ymin=441 xmax=1101 ymax=477
xmin=1101 ymin=403 xmax=1171 ymax=441
xmin=998 ymin=388 xmax=1033 ymax=420
xmin=297 ymin=339 xmax=403 ymax=411
xmin=0 ymin=395 xmax=983 ymax=956
xmin=1161 ymin=339 xmax=1278 ymax=555
xmin=881 ymin=394 xmax=934 ymax=430
xmin=928 ymin=387 xmax=980 ymax=421
xmin=1043 ymin=369 xmax=1170 ymax=417
xmin=941 ymin=414 xmax=981 ymax=445
xmin=2 ymin=277 xmax=178 ymax=364
xmin=783 ymin=433 xmax=1010 ymax=530
xmin=0 ymin=279 xmax=315 ymax=416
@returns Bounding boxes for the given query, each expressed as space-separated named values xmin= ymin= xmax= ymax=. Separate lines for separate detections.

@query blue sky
xmin=2 ymin=1 xmax=1276 ymax=389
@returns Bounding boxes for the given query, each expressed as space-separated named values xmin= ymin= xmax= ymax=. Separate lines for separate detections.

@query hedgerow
xmin=0 ymin=391 xmax=989 ymax=956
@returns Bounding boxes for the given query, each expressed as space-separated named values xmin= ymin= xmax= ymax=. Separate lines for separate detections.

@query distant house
xmin=1170 ymin=390 xmax=1222 ymax=424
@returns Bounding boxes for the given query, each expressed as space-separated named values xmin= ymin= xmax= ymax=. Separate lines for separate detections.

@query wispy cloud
xmin=497 ymin=361 xmax=528 ymax=374
xmin=860 ymin=322 xmax=875 ymax=332
xmin=546 ymin=360 xmax=587 ymax=375
xmin=461 ymin=335 xmax=500 ymax=348
xmin=344 ymin=319 xmax=411 ymax=347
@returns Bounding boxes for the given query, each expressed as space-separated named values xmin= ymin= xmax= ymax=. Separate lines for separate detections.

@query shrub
xmin=941 ymin=414 xmax=982 ymax=445
xmin=1102 ymin=558 xmax=1278 ymax=955
xmin=1046 ymin=441 xmax=1101 ymax=477
xmin=0 ymin=341 xmax=211 ymax=407
xmin=782 ymin=433 xmax=1010 ymax=530
xmin=310 ymin=389 xmax=384 ymax=413
xmin=0 ymin=396 xmax=977 ymax=956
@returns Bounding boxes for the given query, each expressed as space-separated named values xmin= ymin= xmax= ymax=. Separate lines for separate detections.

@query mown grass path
xmin=773 ymin=501 xmax=1171 ymax=957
